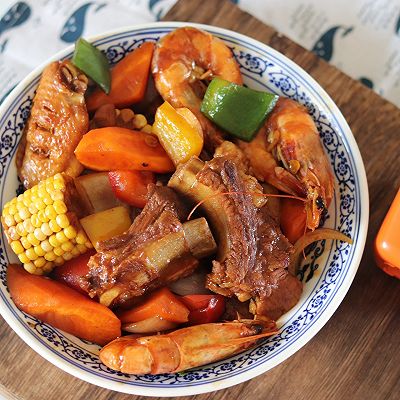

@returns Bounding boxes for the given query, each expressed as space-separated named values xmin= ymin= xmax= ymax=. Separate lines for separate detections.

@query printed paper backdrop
xmin=0 ymin=0 xmax=399 ymax=106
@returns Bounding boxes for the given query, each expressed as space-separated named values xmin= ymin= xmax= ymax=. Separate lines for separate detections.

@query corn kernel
xmin=53 ymin=175 xmax=65 ymax=190
xmin=3 ymin=214 xmax=15 ymax=227
xmin=53 ymin=200 xmax=67 ymax=214
xmin=133 ymin=114 xmax=147 ymax=129
xmin=27 ymin=233 xmax=40 ymax=246
xmin=19 ymin=206 xmax=31 ymax=220
xmin=34 ymin=245 xmax=46 ymax=257
xmin=54 ymin=257 xmax=64 ymax=266
xmin=28 ymin=203 xmax=38 ymax=215
xmin=141 ymin=124 xmax=153 ymax=134
xmin=22 ymin=193 xmax=31 ymax=207
xmin=50 ymin=190 xmax=63 ymax=201
xmin=13 ymin=213 xmax=22 ymax=223
xmin=85 ymin=241 xmax=93 ymax=249
xmin=55 ymin=231 xmax=68 ymax=243
xmin=77 ymin=244 xmax=87 ymax=254
xmin=38 ymin=186 xmax=47 ymax=199
xmin=45 ymin=205 xmax=57 ymax=220
xmin=40 ymin=240 xmax=53 ymax=253
xmin=20 ymin=236 xmax=32 ymax=249
xmin=44 ymin=251 xmax=57 ymax=261
xmin=30 ymin=214 xmax=41 ymax=228
xmin=35 ymin=198 xmax=46 ymax=210
xmin=43 ymin=262 xmax=54 ymax=272
xmin=37 ymin=210 xmax=49 ymax=223
xmin=18 ymin=253 xmax=30 ymax=264
xmin=64 ymin=226 xmax=77 ymax=239
xmin=16 ymin=201 xmax=24 ymax=211
xmin=62 ymin=252 xmax=73 ymax=261
xmin=43 ymin=195 xmax=53 ymax=206
xmin=8 ymin=204 xmax=17 ymax=216
xmin=23 ymin=219 xmax=35 ymax=233
xmin=53 ymin=246 xmax=64 ymax=256
xmin=61 ymin=241 xmax=74 ymax=252
xmin=2 ymin=205 xmax=9 ymax=217
xmin=11 ymin=241 xmax=24 ymax=254
xmin=40 ymin=222 xmax=52 ymax=237
xmin=71 ymin=247 xmax=80 ymax=257
xmin=25 ymin=247 xmax=38 ymax=261
xmin=8 ymin=226 xmax=20 ymax=241
xmin=45 ymin=181 xmax=54 ymax=192
xmin=56 ymin=214 xmax=70 ymax=229
xmin=34 ymin=257 xmax=46 ymax=268
xmin=34 ymin=228 xmax=47 ymax=241
xmin=49 ymin=220 xmax=61 ymax=233
xmin=15 ymin=222 xmax=28 ymax=236
xmin=76 ymin=231 xmax=87 ymax=244
xmin=24 ymin=262 xmax=37 ymax=274
xmin=49 ymin=235 xmax=60 ymax=248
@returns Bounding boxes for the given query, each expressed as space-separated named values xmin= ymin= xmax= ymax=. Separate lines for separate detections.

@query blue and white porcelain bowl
xmin=0 ymin=22 xmax=368 ymax=396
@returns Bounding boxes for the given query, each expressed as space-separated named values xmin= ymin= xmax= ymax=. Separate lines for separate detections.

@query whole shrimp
xmin=100 ymin=319 xmax=276 ymax=374
xmin=238 ymin=98 xmax=334 ymax=230
xmin=152 ymin=27 xmax=243 ymax=150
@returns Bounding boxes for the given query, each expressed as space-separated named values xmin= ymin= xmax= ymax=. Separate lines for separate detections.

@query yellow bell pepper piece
xmin=153 ymin=101 xmax=204 ymax=166
xmin=79 ymin=206 xmax=131 ymax=250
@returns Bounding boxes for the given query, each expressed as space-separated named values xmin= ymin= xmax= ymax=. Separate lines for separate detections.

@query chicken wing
xmin=18 ymin=60 xmax=89 ymax=188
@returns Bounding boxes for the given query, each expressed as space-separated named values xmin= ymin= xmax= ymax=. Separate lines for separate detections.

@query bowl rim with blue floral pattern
xmin=0 ymin=22 xmax=369 ymax=397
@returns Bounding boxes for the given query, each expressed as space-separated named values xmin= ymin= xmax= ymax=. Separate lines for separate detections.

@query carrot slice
xmin=7 ymin=264 xmax=121 ymax=345
xmin=74 ymin=127 xmax=175 ymax=173
xmin=108 ymin=170 xmax=155 ymax=208
xmin=86 ymin=42 xmax=154 ymax=112
xmin=117 ymin=287 xmax=189 ymax=324
xmin=280 ymin=197 xmax=307 ymax=244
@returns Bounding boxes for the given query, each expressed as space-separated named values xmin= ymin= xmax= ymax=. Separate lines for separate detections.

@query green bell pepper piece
xmin=200 ymin=78 xmax=279 ymax=141
xmin=72 ymin=38 xmax=111 ymax=94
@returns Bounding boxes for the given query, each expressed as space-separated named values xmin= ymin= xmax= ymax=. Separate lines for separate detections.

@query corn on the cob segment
xmin=1 ymin=173 xmax=92 ymax=275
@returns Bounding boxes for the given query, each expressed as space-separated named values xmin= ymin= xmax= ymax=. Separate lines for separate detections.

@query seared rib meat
xmin=169 ymin=145 xmax=302 ymax=320
xmin=83 ymin=186 xmax=216 ymax=308
xmin=18 ymin=60 xmax=89 ymax=188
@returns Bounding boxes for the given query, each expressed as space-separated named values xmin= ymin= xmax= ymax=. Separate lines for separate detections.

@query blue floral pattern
xmin=0 ymin=26 xmax=362 ymax=391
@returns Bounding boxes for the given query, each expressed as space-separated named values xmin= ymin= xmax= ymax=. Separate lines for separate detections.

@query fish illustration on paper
xmin=359 ymin=77 xmax=374 ymax=89
xmin=149 ymin=0 xmax=174 ymax=20
xmin=0 ymin=38 xmax=8 ymax=53
xmin=312 ymin=26 xmax=353 ymax=61
xmin=60 ymin=2 xmax=106 ymax=43
xmin=0 ymin=2 xmax=31 ymax=37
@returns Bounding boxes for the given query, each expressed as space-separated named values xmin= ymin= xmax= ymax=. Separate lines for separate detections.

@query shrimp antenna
xmin=187 ymin=191 xmax=307 ymax=221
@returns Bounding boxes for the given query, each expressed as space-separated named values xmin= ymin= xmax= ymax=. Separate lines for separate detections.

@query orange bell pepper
xmin=7 ymin=264 xmax=121 ymax=345
xmin=280 ymin=198 xmax=307 ymax=244
xmin=74 ymin=127 xmax=174 ymax=173
xmin=117 ymin=287 xmax=189 ymax=324
xmin=86 ymin=42 xmax=155 ymax=112
xmin=108 ymin=170 xmax=155 ymax=208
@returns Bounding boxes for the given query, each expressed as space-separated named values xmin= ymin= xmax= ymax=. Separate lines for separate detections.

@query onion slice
xmin=290 ymin=228 xmax=353 ymax=274
xmin=122 ymin=316 xmax=178 ymax=334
